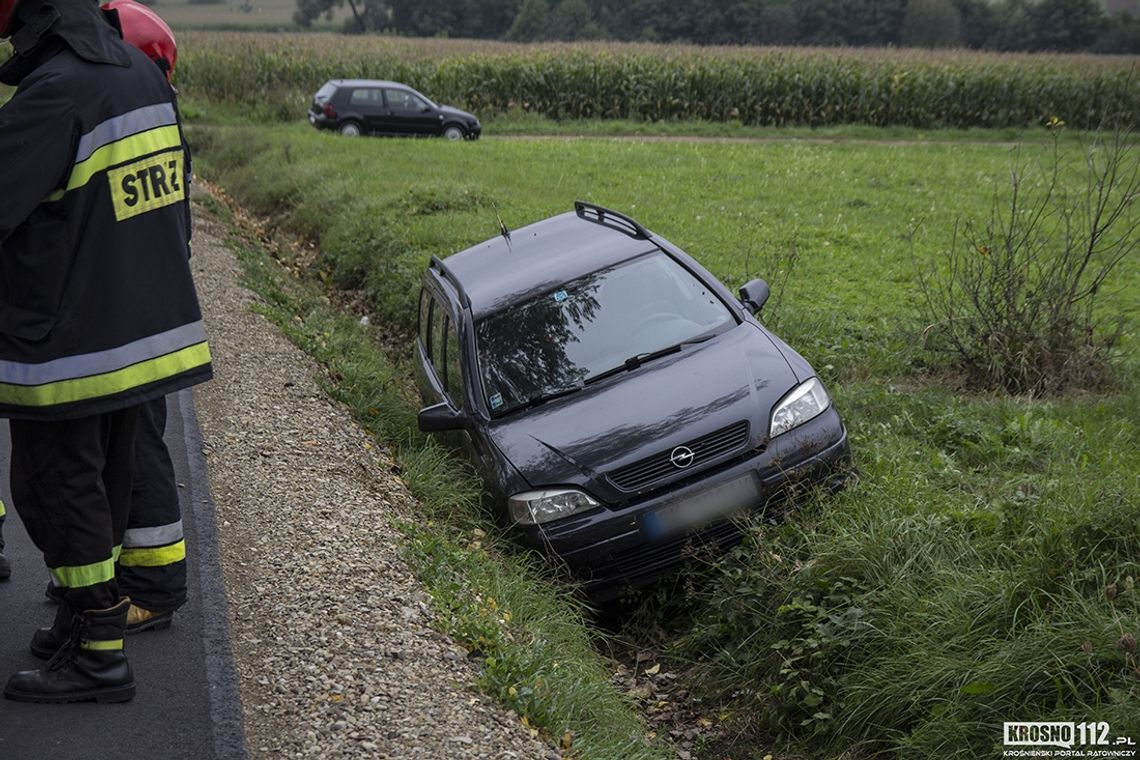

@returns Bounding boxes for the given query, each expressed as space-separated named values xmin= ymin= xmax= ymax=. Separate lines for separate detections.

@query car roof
xmin=436 ymin=208 xmax=661 ymax=318
xmin=325 ymin=79 xmax=413 ymax=90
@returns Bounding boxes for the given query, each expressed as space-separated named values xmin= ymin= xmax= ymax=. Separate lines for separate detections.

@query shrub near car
xmin=416 ymin=203 xmax=850 ymax=599
xmin=308 ymin=79 xmax=481 ymax=140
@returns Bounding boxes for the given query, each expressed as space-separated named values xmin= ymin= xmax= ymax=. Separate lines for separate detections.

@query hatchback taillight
xmin=322 ymin=103 xmax=337 ymax=118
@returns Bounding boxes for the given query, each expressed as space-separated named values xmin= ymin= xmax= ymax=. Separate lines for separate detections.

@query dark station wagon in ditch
xmin=415 ymin=202 xmax=850 ymax=599
xmin=308 ymin=79 xmax=481 ymax=140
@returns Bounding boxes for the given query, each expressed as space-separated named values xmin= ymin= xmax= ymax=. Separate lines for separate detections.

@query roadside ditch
xmin=193 ymin=182 xmax=747 ymax=760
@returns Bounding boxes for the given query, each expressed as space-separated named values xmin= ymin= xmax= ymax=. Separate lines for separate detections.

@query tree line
xmin=293 ymin=0 xmax=1140 ymax=53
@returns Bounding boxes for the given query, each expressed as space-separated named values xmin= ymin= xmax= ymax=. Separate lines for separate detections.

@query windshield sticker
xmin=553 ymin=290 xmax=568 ymax=303
xmin=489 ymin=392 xmax=504 ymax=409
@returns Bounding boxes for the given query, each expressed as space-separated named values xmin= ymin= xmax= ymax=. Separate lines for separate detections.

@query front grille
xmin=607 ymin=420 xmax=750 ymax=492
xmin=589 ymin=520 xmax=745 ymax=583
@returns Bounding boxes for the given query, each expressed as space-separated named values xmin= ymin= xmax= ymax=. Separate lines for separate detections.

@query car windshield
xmin=475 ymin=252 xmax=736 ymax=416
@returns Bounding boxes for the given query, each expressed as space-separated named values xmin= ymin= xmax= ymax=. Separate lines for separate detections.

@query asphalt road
xmin=0 ymin=389 xmax=247 ymax=760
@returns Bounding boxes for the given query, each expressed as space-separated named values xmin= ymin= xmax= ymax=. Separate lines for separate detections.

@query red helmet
xmin=101 ymin=0 xmax=177 ymax=81
xmin=0 ymin=0 xmax=21 ymax=38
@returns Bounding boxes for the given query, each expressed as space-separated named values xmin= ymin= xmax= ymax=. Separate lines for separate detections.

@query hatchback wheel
xmin=443 ymin=124 xmax=466 ymax=141
xmin=339 ymin=121 xmax=362 ymax=137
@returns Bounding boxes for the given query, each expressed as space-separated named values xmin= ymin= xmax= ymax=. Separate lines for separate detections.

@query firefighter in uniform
xmin=0 ymin=0 xmax=212 ymax=703
xmin=109 ymin=0 xmax=189 ymax=634
xmin=41 ymin=0 xmax=191 ymax=635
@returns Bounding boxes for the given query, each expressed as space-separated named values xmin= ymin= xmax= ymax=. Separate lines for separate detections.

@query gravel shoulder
xmin=189 ymin=195 xmax=555 ymax=760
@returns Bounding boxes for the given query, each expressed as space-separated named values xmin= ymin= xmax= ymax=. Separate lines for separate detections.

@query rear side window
xmin=349 ymin=88 xmax=383 ymax=107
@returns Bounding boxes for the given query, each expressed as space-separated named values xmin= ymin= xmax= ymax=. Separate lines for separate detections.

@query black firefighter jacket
xmin=0 ymin=0 xmax=211 ymax=420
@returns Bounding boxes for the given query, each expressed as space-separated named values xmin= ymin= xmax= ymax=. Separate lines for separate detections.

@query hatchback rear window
xmin=314 ymin=82 xmax=337 ymax=104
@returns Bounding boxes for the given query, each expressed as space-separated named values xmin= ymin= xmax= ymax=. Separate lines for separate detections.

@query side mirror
xmin=417 ymin=402 xmax=467 ymax=432
xmin=739 ymin=279 xmax=770 ymax=313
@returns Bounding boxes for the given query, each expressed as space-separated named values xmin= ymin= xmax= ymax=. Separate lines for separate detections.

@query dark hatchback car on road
xmin=415 ymin=203 xmax=850 ymax=599
xmin=308 ymin=79 xmax=481 ymax=140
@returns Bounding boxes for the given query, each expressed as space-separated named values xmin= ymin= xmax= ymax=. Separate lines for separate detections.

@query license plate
xmin=640 ymin=474 xmax=760 ymax=540
xmin=308 ymin=113 xmax=316 ymax=124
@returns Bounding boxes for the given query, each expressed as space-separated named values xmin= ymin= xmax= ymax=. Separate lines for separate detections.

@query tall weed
xmin=678 ymin=385 xmax=1140 ymax=756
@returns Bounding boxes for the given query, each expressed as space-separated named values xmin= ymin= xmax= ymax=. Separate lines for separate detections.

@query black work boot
xmin=45 ymin=581 xmax=66 ymax=604
xmin=5 ymin=599 xmax=135 ymax=704
xmin=30 ymin=598 xmax=74 ymax=660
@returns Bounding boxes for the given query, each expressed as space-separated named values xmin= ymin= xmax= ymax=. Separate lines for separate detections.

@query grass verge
xmin=194 ymin=190 xmax=672 ymax=760
xmin=185 ymin=122 xmax=1140 ymax=383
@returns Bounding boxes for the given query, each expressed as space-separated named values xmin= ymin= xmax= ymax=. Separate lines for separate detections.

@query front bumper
xmin=514 ymin=406 xmax=851 ymax=600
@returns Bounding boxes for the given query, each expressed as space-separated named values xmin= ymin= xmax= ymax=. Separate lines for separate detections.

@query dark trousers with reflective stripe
xmin=8 ymin=406 xmax=139 ymax=614
xmin=118 ymin=395 xmax=186 ymax=612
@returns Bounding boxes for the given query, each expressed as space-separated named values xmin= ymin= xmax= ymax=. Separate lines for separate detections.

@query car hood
xmin=486 ymin=324 xmax=799 ymax=501
xmin=439 ymin=104 xmax=477 ymax=122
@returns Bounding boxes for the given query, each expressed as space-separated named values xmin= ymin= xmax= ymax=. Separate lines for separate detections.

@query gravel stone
xmin=190 ymin=197 xmax=554 ymax=760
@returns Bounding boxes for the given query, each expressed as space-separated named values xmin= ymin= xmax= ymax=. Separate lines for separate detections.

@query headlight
xmin=770 ymin=377 xmax=831 ymax=438
xmin=508 ymin=488 xmax=600 ymax=525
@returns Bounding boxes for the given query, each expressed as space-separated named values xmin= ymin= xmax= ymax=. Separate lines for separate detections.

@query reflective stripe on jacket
xmin=0 ymin=40 xmax=211 ymax=420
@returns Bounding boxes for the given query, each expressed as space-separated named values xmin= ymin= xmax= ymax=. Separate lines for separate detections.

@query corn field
xmin=178 ymin=33 xmax=1139 ymax=129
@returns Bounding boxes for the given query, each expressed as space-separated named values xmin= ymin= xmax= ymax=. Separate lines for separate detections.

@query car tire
xmin=339 ymin=121 xmax=363 ymax=137
xmin=442 ymin=124 xmax=466 ymax=141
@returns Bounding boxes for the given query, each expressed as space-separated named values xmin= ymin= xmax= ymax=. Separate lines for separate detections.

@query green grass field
xmin=192 ymin=122 xmax=1140 ymax=758
xmin=190 ymin=124 xmax=1140 ymax=371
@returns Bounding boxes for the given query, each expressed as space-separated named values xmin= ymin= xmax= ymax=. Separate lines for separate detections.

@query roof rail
xmin=430 ymin=255 xmax=471 ymax=309
xmin=574 ymin=201 xmax=651 ymax=240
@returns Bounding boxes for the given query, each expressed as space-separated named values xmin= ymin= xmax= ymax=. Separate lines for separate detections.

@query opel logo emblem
xmin=670 ymin=446 xmax=695 ymax=469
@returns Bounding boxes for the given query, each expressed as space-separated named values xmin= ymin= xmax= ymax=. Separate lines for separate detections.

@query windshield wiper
xmin=584 ymin=332 xmax=719 ymax=387
xmin=511 ymin=383 xmax=586 ymax=412
xmin=500 ymin=330 xmax=724 ymax=413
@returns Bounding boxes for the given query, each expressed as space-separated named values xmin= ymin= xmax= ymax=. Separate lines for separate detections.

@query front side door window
xmin=422 ymin=292 xmax=465 ymax=412
xmin=444 ymin=316 xmax=465 ymax=410
xmin=418 ymin=288 xmax=431 ymax=348
xmin=385 ymin=89 xmax=427 ymax=111
xmin=384 ymin=88 xmax=437 ymax=134
xmin=430 ymin=296 xmax=447 ymax=377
